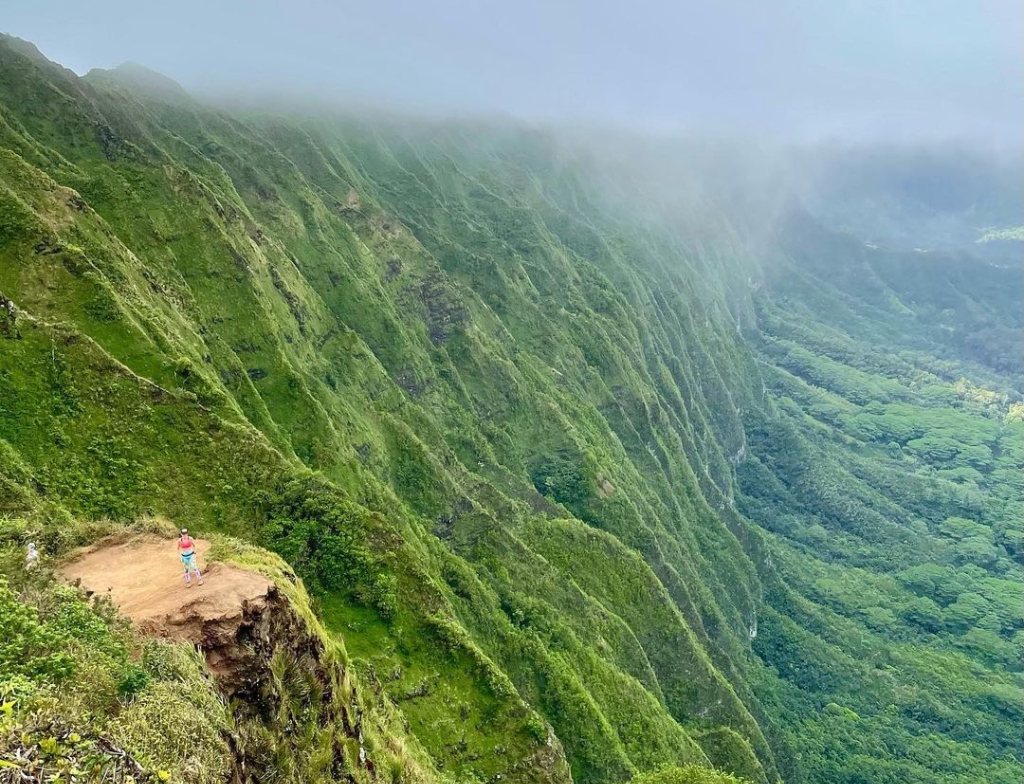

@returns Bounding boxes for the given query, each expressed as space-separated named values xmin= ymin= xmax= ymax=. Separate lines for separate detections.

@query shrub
xmin=0 ymin=576 xmax=74 ymax=683
xmin=108 ymin=681 xmax=231 ymax=784
xmin=117 ymin=664 xmax=152 ymax=702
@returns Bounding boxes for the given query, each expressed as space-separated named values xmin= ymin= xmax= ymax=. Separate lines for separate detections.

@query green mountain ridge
xmin=1 ymin=35 xmax=1021 ymax=784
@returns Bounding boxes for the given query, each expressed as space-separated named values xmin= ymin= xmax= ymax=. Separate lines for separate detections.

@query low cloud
xmin=2 ymin=0 xmax=1021 ymax=146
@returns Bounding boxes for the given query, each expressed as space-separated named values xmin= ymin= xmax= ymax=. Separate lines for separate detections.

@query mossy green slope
xmin=0 ymin=523 xmax=457 ymax=784
xmin=0 ymin=36 xmax=773 ymax=784
xmin=1 ymin=34 xmax=1020 ymax=784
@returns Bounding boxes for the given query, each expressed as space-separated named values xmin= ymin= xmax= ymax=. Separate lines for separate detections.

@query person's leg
xmin=183 ymin=557 xmax=193 ymax=586
xmin=193 ymin=564 xmax=204 ymax=585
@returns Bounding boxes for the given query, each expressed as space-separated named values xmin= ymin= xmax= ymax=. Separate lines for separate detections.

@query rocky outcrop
xmin=63 ymin=537 xmax=373 ymax=783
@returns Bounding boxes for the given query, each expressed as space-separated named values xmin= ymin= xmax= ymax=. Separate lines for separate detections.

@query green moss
xmin=631 ymin=765 xmax=750 ymax=784
xmin=0 ymin=33 xmax=1020 ymax=784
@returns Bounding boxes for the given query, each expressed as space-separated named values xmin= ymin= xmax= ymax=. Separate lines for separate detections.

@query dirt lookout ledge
xmin=61 ymin=535 xmax=289 ymax=697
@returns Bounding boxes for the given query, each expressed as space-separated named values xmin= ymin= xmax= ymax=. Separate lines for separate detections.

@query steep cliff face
xmin=3 ymin=530 xmax=471 ymax=784
xmin=0 ymin=34 xmax=773 ymax=784
xmin=1 ymin=33 xmax=1021 ymax=784
xmin=63 ymin=534 xmax=572 ymax=784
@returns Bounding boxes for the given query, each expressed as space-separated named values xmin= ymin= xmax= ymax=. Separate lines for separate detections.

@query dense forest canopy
xmin=0 ymin=34 xmax=1021 ymax=784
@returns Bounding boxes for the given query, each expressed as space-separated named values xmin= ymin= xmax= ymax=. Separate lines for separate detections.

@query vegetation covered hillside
xmin=0 ymin=35 xmax=1020 ymax=784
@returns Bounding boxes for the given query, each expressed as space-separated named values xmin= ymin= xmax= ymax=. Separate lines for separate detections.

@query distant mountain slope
xmin=1 ymin=34 xmax=1020 ymax=784
xmin=801 ymin=145 xmax=1024 ymax=254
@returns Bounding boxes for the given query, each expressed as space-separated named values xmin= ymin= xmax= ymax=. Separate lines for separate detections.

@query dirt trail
xmin=61 ymin=535 xmax=275 ymax=640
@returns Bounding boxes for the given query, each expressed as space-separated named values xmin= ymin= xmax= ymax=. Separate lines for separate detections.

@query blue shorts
xmin=181 ymin=552 xmax=198 ymax=571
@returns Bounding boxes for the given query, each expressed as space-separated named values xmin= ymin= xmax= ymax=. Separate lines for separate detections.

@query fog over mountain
xmin=3 ymin=0 xmax=1022 ymax=144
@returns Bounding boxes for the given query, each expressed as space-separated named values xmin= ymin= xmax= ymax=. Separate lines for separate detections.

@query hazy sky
xmin=2 ymin=0 xmax=1021 ymax=143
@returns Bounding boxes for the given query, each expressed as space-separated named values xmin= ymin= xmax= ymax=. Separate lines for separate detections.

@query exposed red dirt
xmin=60 ymin=535 xmax=275 ymax=643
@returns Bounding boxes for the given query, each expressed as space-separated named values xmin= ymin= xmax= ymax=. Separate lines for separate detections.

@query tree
xmin=943 ymin=592 xmax=990 ymax=633
xmin=900 ymin=596 xmax=943 ymax=633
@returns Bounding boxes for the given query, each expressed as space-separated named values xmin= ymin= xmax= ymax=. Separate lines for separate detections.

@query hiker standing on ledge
xmin=178 ymin=528 xmax=204 ymax=587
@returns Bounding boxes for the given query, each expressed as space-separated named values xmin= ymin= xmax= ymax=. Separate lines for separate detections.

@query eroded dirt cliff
xmin=62 ymin=536 xmax=379 ymax=783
